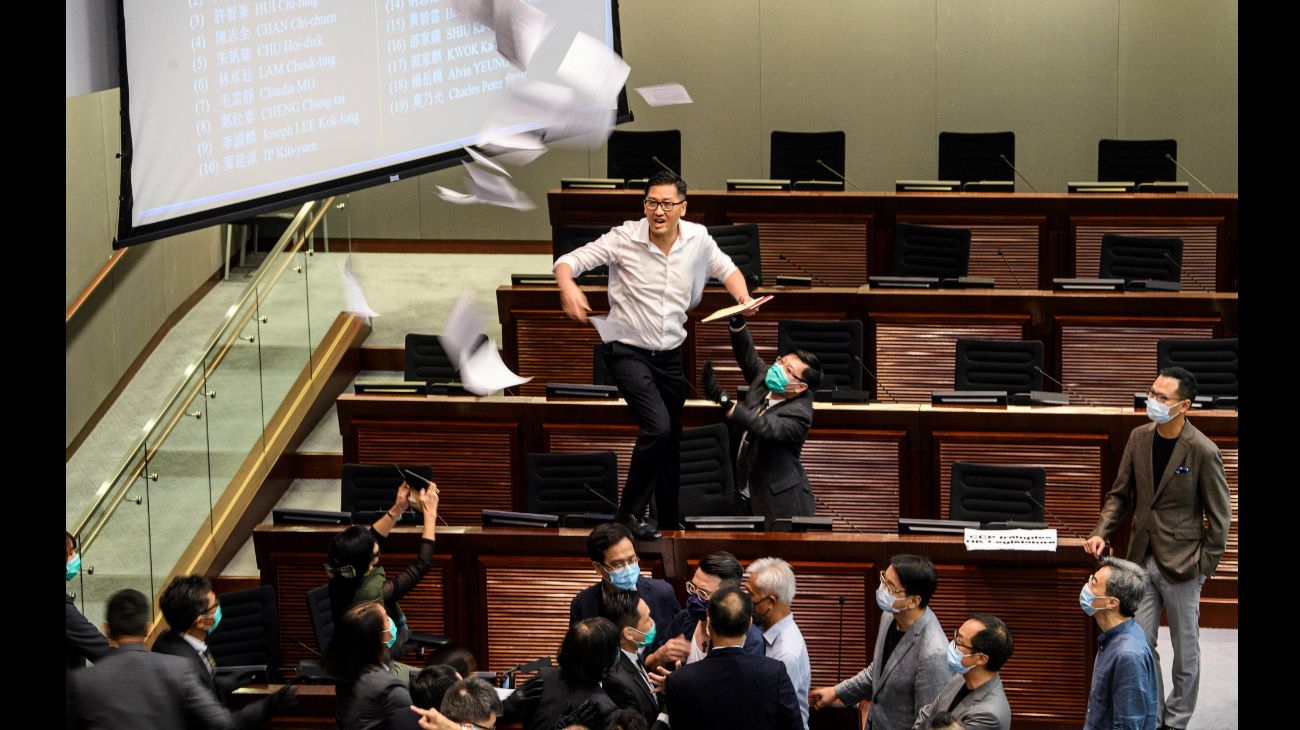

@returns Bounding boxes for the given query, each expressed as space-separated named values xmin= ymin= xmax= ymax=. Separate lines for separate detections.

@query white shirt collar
xmin=181 ymin=631 xmax=208 ymax=655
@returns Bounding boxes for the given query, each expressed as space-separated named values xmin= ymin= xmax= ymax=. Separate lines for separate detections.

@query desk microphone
xmin=651 ymin=156 xmax=691 ymax=189
xmin=836 ymin=594 xmax=846 ymax=680
xmin=1032 ymin=366 xmax=1101 ymax=408
xmin=998 ymin=154 xmax=1038 ymax=192
xmin=811 ymin=491 xmax=867 ymax=535
xmin=585 ymin=485 xmax=621 ymax=512
xmin=852 ymin=355 xmax=899 ymax=404
xmin=995 ymin=248 xmax=1024 ymax=289
xmin=1162 ymin=251 xmax=1210 ymax=292
xmin=1023 ymin=491 xmax=1091 ymax=543
xmin=1164 ymin=154 xmax=1214 ymax=193
xmin=815 ymin=160 xmax=864 ymax=191
xmin=778 ymin=254 xmax=833 ymax=287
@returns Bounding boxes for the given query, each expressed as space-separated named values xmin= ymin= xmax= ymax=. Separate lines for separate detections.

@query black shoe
xmin=619 ymin=514 xmax=662 ymax=541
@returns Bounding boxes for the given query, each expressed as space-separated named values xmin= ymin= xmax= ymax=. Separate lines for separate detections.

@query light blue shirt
xmin=763 ymin=613 xmax=811 ymax=730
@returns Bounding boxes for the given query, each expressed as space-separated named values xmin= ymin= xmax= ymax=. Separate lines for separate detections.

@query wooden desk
xmin=255 ymin=526 xmax=1101 ymax=729
xmin=498 ymin=285 xmax=1238 ymax=405
xmin=548 ymin=189 xmax=1239 ymax=291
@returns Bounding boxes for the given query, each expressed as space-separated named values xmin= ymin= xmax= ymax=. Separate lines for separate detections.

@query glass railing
xmin=69 ymin=196 xmax=354 ymax=622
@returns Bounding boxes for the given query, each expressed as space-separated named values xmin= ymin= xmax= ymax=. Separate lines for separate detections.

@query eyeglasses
xmin=601 ymin=556 xmax=640 ymax=572
xmin=1146 ymin=387 xmax=1183 ymax=405
xmin=685 ymin=581 xmax=713 ymax=600
xmin=643 ymin=199 xmax=684 ymax=211
xmin=878 ymin=571 xmax=905 ymax=596
xmin=776 ymin=356 xmax=805 ymax=386
xmin=952 ymin=628 xmax=977 ymax=653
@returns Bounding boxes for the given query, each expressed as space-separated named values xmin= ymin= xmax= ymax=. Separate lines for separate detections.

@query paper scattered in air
xmin=556 ymin=32 xmax=631 ymax=106
xmin=464 ymin=161 xmax=535 ymax=210
xmin=439 ymin=292 xmax=489 ymax=368
xmin=340 ymin=257 xmax=379 ymax=321
xmin=459 ymin=338 xmax=531 ymax=395
xmin=589 ymin=315 xmax=631 ymax=344
xmin=635 ymin=83 xmax=693 ymax=107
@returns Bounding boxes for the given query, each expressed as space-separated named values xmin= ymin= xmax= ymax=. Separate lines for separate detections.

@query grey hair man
xmin=746 ymin=557 xmax=811 ymax=730
xmin=1081 ymin=557 xmax=1158 ymax=730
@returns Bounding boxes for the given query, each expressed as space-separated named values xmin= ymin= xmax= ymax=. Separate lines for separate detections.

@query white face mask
xmin=1146 ymin=397 xmax=1179 ymax=424
xmin=875 ymin=583 xmax=904 ymax=614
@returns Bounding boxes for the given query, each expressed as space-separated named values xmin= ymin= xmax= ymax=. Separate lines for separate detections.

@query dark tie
xmin=203 ymin=647 xmax=217 ymax=674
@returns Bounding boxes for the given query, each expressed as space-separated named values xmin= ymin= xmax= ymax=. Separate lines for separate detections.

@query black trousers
xmin=603 ymin=341 xmax=685 ymax=529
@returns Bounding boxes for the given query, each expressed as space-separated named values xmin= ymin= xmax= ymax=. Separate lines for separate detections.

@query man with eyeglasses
xmin=554 ymin=171 xmax=755 ymax=540
xmin=1083 ymin=367 xmax=1230 ymax=730
xmin=570 ymin=522 xmax=690 ymax=672
xmin=701 ymin=310 xmax=822 ymax=528
xmin=809 ymin=555 xmax=952 ymax=730
xmin=663 ymin=551 xmax=765 ymax=664
xmin=911 ymin=614 xmax=1012 ymax=730
xmin=1079 ymin=558 xmax=1159 ymax=730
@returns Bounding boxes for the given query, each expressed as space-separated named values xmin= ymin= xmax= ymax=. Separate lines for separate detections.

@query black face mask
xmin=687 ymin=594 xmax=708 ymax=621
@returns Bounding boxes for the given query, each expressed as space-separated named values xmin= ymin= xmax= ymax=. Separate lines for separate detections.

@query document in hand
xmin=699 ymin=295 xmax=774 ymax=323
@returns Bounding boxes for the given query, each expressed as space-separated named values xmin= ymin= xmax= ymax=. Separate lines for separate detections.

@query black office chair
xmin=555 ymin=225 xmax=612 ymax=278
xmin=593 ymin=344 xmax=617 ymax=386
xmin=955 ymin=339 xmax=1044 ymax=394
xmin=1098 ymin=139 xmax=1177 ymax=184
xmin=1157 ymin=338 xmax=1239 ymax=398
xmin=525 ymin=451 xmax=620 ymax=517
xmin=678 ymin=423 xmax=735 ymax=518
xmin=770 ymin=131 xmax=846 ymax=186
xmin=404 ymin=334 xmax=456 ymax=383
xmin=950 ymin=462 xmax=1046 ymax=523
xmin=1099 ymin=234 xmax=1182 ymax=282
xmin=306 ymin=584 xmax=335 ymax=654
xmin=707 ymin=223 xmax=762 ymax=289
xmin=205 ymin=585 xmax=281 ymax=682
xmin=342 ymin=464 xmax=435 ymax=524
xmin=893 ymin=222 xmax=971 ymax=278
xmin=607 ymin=130 xmax=682 ymax=182
xmin=938 ymin=131 xmax=1015 ymax=185
xmin=777 ymin=319 xmax=864 ymax=391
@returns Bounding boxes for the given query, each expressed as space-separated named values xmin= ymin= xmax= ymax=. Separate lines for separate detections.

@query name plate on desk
xmin=964 ymin=528 xmax=1058 ymax=552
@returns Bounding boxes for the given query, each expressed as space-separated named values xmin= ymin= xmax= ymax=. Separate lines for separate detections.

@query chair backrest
xmin=405 ymin=334 xmax=455 ymax=383
xmin=1098 ymin=234 xmax=1183 ymax=282
xmin=707 ymin=223 xmax=762 ymax=289
xmin=342 ymin=464 xmax=435 ymax=515
xmin=893 ymin=222 xmax=971 ymax=278
xmin=306 ymin=584 xmax=334 ymax=654
xmin=525 ymin=451 xmax=619 ymax=516
xmin=678 ymin=423 xmax=735 ymax=518
xmin=1156 ymin=337 xmax=1239 ymax=397
xmin=206 ymin=585 xmax=280 ymax=673
xmin=1098 ymin=139 xmax=1177 ymax=183
xmin=777 ymin=319 xmax=864 ymax=390
xmin=938 ymin=131 xmax=1015 ymax=184
xmin=770 ymin=130 xmax=846 ymax=184
xmin=592 ymin=345 xmax=617 ymax=386
xmin=955 ymin=339 xmax=1044 ymax=394
xmin=554 ymin=225 xmax=612 ymax=277
xmin=607 ymin=130 xmax=682 ymax=182
xmin=950 ymin=462 xmax=1046 ymax=523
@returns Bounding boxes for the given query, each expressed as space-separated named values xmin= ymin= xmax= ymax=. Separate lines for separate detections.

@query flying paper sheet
xmin=436 ymin=186 xmax=479 ymax=205
xmin=635 ymin=83 xmax=693 ymax=107
xmin=588 ymin=315 xmax=631 ymax=344
xmin=438 ymin=292 xmax=489 ymax=368
xmin=463 ymin=161 xmax=536 ymax=210
xmin=494 ymin=80 xmax=614 ymax=150
xmin=340 ymin=257 xmax=380 ymax=321
xmin=465 ymin=146 xmax=512 ymax=178
xmin=476 ymin=132 xmax=548 ymax=166
xmin=459 ymin=338 xmax=532 ymax=395
xmin=556 ymin=32 xmax=631 ymax=105
xmin=452 ymin=0 xmax=553 ymax=71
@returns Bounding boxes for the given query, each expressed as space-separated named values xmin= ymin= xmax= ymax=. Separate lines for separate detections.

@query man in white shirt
xmin=554 ymin=171 xmax=753 ymax=539
xmin=746 ymin=557 xmax=812 ymax=730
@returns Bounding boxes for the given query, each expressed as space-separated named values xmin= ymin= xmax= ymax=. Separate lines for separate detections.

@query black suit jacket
xmin=66 ymin=593 xmax=111 ymax=670
xmin=67 ymin=643 xmax=239 ymax=730
xmin=504 ymin=666 xmax=618 ymax=730
xmin=151 ymin=631 xmax=266 ymax=728
xmin=664 ymin=646 xmax=801 ymax=730
xmin=569 ymin=576 xmax=680 ymax=654
xmin=605 ymin=650 xmax=659 ymax=726
xmin=727 ymin=321 xmax=816 ymax=527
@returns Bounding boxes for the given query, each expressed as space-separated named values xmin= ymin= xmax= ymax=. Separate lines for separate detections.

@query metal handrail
xmin=72 ymin=198 xmax=334 ymax=545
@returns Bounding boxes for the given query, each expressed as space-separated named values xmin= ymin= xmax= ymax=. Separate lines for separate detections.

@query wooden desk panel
xmin=548 ymin=189 xmax=1238 ymax=291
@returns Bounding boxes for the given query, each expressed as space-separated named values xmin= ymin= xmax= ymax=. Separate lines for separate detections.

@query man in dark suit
xmin=66 ymin=531 xmax=110 ymax=671
xmin=1084 ymin=367 xmax=1231 ymax=730
xmin=912 ymin=613 xmax=1014 ymax=730
xmin=701 ymin=313 xmax=822 ymax=529
xmin=569 ymin=522 xmax=689 ymax=671
xmin=664 ymin=587 xmax=801 ymax=730
xmin=67 ymin=589 xmax=244 ymax=729
xmin=662 ymin=552 xmax=765 ymax=663
xmin=599 ymin=589 xmax=662 ymax=726
xmin=153 ymin=575 xmax=292 ymax=727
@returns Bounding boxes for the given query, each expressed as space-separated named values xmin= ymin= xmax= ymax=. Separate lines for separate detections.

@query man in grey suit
xmin=701 ymin=312 xmax=822 ymax=529
xmin=67 ymin=589 xmax=245 ymax=729
xmin=912 ymin=613 xmax=1013 ymax=730
xmin=1083 ymin=367 xmax=1231 ymax=730
xmin=809 ymin=555 xmax=953 ymax=730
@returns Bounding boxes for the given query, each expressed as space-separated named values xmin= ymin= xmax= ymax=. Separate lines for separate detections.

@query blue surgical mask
xmin=1146 ymin=397 xmax=1177 ymax=424
xmin=687 ymin=594 xmax=709 ymax=621
xmin=608 ymin=564 xmax=639 ymax=591
xmin=66 ymin=553 xmax=81 ymax=582
xmin=947 ymin=640 xmax=972 ymax=674
xmin=384 ymin=616 xmax=398 ymax=648
xmin=764 ymin=363 xmax=789 ymax=393
xmin=1079 ymin=583 xmax=1105 ymax=616
xmin=875 ymin=584 xmax=903 ymax=614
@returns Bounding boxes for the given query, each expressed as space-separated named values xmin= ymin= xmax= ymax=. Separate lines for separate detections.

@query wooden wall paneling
xmin=803 ymin=430 xmax=906 ymax=531
xmin=739 ymin=217 xmax=872 ymax=287
xmin=779 ymin=564 xmax=872 ymax=689
xmin=515 ymin=311 xmax=608 ymax=396
xmin=478 ymin=555 xmax=597 ymax=674
xmin=871 ymin=314 xmax=1029 ymax=402
xmin=1072 ymin=220 xmax=1220 ymax=291
xmin=546 ymin=424 xmax=639 ymax=489
xmin=692 ymin=319 xmax=781 ymax=394
xmin=1056 ymin=318 xmax=1217 ymax=407
xmin=897 ymin=216 xmax=1044 ymax=290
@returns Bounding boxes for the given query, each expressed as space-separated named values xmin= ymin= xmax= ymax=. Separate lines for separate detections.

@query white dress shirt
xmin=763 ymin=613 xmax=811 ymax=730
xmin=553 ymin=218 xmax=738 ymax=351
